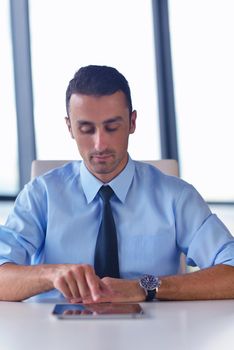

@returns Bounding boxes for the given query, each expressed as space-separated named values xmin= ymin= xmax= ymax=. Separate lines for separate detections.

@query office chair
xmin=31 ymin=159 xmax=179 ymax=179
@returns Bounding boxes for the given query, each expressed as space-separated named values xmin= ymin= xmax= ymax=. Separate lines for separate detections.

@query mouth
xmin=91 ymin=154 xmax=113 ymax=162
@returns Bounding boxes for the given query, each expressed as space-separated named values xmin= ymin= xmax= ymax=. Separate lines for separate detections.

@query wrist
xmin=37 ymin=264 xmax=58 ymax=289
xmin=135 ymin=280 xmax=148 ymax=301
xmin=126 ymin=280 xmax=147 ymax=302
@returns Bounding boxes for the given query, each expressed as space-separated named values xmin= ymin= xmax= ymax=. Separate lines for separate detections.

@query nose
xmin=93 ymin=128 xmax=108 ymax=152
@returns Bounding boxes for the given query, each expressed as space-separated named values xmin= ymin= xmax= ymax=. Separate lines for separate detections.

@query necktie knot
xmin=99 ymin=185 xmax=114 ymax=202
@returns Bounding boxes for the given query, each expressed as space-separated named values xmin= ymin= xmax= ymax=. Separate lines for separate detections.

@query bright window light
xmin=29 ymin=0 xmax=160 ymax=161
xmin=0 ymin=0 xmax=19 ymax=195
xmin=169 ymin=0 xmax=234 ymax=201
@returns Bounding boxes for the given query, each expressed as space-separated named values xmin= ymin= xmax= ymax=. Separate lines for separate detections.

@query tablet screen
xmin=52 ymin=302 xmax=144 ymax=319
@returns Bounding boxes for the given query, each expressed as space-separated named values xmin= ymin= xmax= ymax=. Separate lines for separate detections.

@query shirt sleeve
xmin=175 ymin=183 xmax=234 ymax=268
xmin=0 ymin=179 xmax=47 ymax=265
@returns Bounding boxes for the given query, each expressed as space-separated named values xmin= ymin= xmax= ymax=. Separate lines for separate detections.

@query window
xmin=169 ymin=0 xmax=234 ymax=201
xmin=0 ymin=0 xmax=19 ymax=195
xmin=29 ymin=0 xmax=160 ymax=161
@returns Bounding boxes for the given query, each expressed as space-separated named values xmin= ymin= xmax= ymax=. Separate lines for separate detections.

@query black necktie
xmin=94 ymin=185 xmax=120 ymax=278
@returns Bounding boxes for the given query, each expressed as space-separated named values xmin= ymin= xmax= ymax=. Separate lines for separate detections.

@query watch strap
xmin=145 ymin=289 xmax=156 ymax=301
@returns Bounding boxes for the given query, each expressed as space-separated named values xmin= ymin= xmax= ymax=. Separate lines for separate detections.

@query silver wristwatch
xmin=139 ymin=275 xmax=162 ymax=301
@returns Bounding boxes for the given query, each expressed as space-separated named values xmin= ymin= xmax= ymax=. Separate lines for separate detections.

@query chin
xmin=92 ymin=165 xmax=114 ymax=175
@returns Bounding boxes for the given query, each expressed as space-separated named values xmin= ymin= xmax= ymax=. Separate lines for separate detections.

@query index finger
xmin=83 ymin=265 xmax=104 ymax=301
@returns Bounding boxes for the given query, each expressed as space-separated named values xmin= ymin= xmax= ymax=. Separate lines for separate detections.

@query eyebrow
xmin=103 ymin=116 xmax=123 ymax=125
xmin=77 ymin=116 xmax=123 ymax=126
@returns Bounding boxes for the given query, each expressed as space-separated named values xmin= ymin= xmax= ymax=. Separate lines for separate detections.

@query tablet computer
xmin=52 ymin=302 xmax=144 ymax=319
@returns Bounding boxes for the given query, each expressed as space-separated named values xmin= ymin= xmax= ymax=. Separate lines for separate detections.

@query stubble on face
xmin=68 ymin=92 xmax=136 ymax=182
xmin=88 ymin=148 xmax=128 ymax=175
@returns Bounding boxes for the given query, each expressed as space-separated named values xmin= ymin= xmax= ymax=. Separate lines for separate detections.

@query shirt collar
xmin=80 ymin=156 xmax=135 ymax=204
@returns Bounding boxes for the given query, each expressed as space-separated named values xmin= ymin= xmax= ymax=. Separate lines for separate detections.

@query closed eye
xmin=104 ymin=117 xmax=123 ymax=132
xmin=79 ymin=123 xmax=95 ymax=134
xmin=105 ymin=123 xmax=120 ymax=132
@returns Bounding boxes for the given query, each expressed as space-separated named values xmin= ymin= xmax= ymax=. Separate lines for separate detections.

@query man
xmin=0 ymin=65 xmax=234 ymax=303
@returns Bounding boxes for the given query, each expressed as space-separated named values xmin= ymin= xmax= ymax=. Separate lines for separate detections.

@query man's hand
xmin=51 ymin=264 xmax=113 ymax=303
xmin=0 ymin=262 xmax=144 ymax=302
xmin=98 ymin=277 xmax=146 ymax=303
xmin=0 ymin=263 xmax=114 ymax=302
xmin=51 ymin=265 xmax=146 ymax=303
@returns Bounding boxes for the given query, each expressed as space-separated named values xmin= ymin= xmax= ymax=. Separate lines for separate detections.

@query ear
xmin=129 ymin=110 xmax=137 ymax=134
xmin=65 ymin=117 xmax=74 ymax=139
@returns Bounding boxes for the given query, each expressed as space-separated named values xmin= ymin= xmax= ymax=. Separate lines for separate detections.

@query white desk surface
xmin=0 ymin=299 xmax=234 ymax=350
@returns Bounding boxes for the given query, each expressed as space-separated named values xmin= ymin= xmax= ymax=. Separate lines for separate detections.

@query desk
xmin=0 ymin=300 xmax=234 ymax=350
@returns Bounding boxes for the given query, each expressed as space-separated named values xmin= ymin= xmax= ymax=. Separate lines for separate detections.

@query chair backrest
xmin=31 ymin=159 xmax=179 ymax=179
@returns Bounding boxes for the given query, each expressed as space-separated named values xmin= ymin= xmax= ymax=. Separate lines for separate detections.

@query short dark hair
xmin=65 ymin=65 xmax=133 ymax=116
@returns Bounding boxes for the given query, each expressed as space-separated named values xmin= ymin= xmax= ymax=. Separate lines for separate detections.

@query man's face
xmin=66 ymin=91 xmax=136 ymax=182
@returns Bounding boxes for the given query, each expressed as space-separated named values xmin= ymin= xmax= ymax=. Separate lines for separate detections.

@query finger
xmin=73 ymin=265 xmax=93 ymax=301
xmin=69 ymin=297 xmax=82 ymax=304
xmin=54 ymin=276 xmax=73 ymax=299
xmin=65 ymin=269 xmax=81 ymax=299
xmin=84 ymin=266 xmax=104 ymax=301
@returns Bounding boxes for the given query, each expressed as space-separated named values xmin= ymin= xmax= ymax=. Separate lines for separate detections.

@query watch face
xmin=140 ymin=275 xmax=159 ymax=291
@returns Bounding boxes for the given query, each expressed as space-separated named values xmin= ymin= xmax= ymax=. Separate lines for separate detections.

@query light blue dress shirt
xmin=0 ymin=157 xmax=234 ymax=300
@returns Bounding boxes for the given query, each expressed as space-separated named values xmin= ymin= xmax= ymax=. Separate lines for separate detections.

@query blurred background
xmin=1 ymin=0 xmax=234 ymax=233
